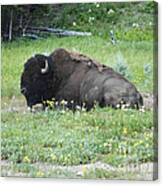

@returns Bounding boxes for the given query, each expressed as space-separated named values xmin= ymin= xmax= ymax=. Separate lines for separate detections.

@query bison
xmin=20 ymin=48 xmax=143 ymax=111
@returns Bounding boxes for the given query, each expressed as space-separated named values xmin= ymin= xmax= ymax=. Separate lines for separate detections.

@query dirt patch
xmin=141 ymin=92 xmax=156 ymax=110
xmin=34 ymin=161 xmax=157 ymax=180
xmin=1 ymin=160 xmax=157 ymax=180
xmin=1 ymin=96 xmax=27 ymax=113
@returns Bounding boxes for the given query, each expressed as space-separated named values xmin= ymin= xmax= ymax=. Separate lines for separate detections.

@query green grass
xmin=1 ymin=107 xmax=154 ymax=166
xmin=1 ymin=36 xmax=153 ymax=97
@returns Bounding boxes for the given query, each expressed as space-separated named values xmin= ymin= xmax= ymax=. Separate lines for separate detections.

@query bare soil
xmin=1 ymin=160 xmax=157 ymax=180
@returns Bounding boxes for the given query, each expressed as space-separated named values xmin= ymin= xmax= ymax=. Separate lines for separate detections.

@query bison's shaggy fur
xmin=21 ymin=48 xmax=143 ymax=110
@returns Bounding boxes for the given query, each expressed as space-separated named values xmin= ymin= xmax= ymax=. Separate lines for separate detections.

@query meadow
xmin=1 ymin=36 xmax=156 ymax=179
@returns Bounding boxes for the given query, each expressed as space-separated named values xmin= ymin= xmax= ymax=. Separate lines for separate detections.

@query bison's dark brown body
xmin=21 ymin=48 xmax=143 ymax=110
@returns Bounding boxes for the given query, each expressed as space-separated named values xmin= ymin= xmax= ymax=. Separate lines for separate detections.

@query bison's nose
xmin=21 ymin=87 xmax=27 ymax=94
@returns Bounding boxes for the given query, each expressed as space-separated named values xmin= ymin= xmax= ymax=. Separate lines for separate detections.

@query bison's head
xmin=20 ymin=54 xmax=55 ymax=108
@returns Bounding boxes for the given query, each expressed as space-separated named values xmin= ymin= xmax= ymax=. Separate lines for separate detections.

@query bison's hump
xmin=51 ymin=48 xmax=109 ymax=73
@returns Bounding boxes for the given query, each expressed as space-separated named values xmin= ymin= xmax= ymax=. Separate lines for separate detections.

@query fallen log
xmin=27 ymin=26 xmax=64 ymax=33
xmin=26 ymin=26 xmax=92 ymax=37
xmin=22 ymin=33 xmax=41 ymax=40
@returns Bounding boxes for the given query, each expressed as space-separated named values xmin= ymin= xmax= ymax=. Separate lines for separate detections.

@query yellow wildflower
xmin=36 ymin=171 xmax=44 ymax=177
xmin=60 ymin=99 xmax=68 ymax=105
xmin=103 ymin=142 xmax=108 ymax=147
xmin=82 ymin=165 xmax=87 ymax=175
xmin=51 ymin=154 xmax=57 ymax=161
xmin=23 ymin=156 xmax=30 ymax=163
xmin=123 ymin=127 xmax=128 ymax=135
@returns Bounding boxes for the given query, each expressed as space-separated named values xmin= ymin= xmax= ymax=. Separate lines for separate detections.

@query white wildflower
xmin=96 ymin=3 xmax=100 ymax=8
xmin=107 ymin=9 xmax=115 ymax=14
xmin=149 ymin=21 xmax=152 ymax=26
xmin=116 ymin=104 xmax=120 ymax=108
xmin=70 ymin=100 xmax=74 ymax=104
xmin=132 ymin=23 xmax=139 ymax=28
xmin=73 ymin=22 xmax=76 ymax=26
xmin=126 ymin=103 xmax=130 ymax=108
xmin=139 ymin=106 xmax=145 ymax=112
xmin=89 ymin=17 xmax=95 ymax=23
xmin=76 ymin=105 xmax=81 ymax=110
xmin=121 ymin=104 xmax=126 ymax=110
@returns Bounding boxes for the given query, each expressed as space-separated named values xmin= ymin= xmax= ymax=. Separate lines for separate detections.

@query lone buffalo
xmin=21 ymin=48 xmax=143 ymax=111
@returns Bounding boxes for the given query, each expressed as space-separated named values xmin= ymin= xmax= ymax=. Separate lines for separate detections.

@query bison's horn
xmin=41 ymin=60 xmax=49 ymax=74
